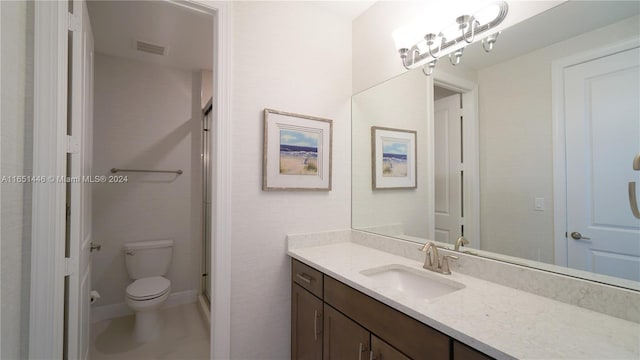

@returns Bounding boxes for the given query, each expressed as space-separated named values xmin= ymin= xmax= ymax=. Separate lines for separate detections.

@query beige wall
xmin=352 ymin=70 xmax=431 ymax=238
xmin=229 ymin=2 xmax=352 ymax=358
xmin=1 ymin=1 xmax=34 ymax=358
xmin=92 ymin=53 xmax=201 ymax=306
xmin=478 ymin=14 xmax=640 ymax=262
xmin=201 ymin=70 xmax=212 ymax=108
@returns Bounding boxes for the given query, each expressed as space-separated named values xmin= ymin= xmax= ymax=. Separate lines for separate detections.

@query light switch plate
xmin=534 ymin=197 xmax=545 ymax=211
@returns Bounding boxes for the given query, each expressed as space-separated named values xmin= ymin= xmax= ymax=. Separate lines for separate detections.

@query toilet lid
xmin=126 ymin=276 xmax=170 ymax=300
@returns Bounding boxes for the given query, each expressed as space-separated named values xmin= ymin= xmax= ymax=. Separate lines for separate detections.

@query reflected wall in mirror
xmin=353 ymin=69 xmax=431 ymax=238
xmin=352 ymin=1 xmax=640 ymax=290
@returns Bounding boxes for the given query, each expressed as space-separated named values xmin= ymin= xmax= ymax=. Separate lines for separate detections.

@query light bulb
xmin=392 ymin=27 xmax=413 ymax=50
xmin=474 ymin=3 xmax=501 ymax=26
xmin=439 ymin=23 xmax=460 ymax=42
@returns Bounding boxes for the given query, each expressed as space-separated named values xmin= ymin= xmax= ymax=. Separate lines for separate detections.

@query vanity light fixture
xmin=393 ymin=1 xmax=508 ymax=76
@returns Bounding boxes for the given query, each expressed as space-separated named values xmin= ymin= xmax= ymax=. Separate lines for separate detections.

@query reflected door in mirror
xmin=565 ymin=46 xmax=640 ymax=282
xmin=434 ymin=93 xmax=463 ymax=244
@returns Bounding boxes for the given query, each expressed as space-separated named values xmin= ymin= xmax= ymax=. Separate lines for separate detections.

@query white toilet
xmin=123 ymin=239 xmax=173 ymax=343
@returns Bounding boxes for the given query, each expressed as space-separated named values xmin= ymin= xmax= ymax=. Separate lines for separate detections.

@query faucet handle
xmin=419 ymin=242 xmax=436 ymax=269
xmin=440 ymin=254 xmax=458 ymax=275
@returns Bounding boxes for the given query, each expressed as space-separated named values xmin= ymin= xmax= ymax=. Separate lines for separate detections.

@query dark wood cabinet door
xmin=292 ymin=283 xmax=323 ymax=360
xmin=323 ymin=304 xmax=370 ymax=360
xmin=453 ymin=341 xmax=494 ymax=360
xmin=371 ymin=335 xmax=410 ymax=360
xmin=324 ymin=276 xmax=450 ymax=360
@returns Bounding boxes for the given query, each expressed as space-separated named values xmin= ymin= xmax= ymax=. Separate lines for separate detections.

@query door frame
xmin=432 ymin=72 xmax=480 ymax=249
xmin=30 ymin=1 xmax=69 ymax=357
xmin=551 ymin=37 xmax=640 ymax=267
xmin=29 ymin=1 xmax=233 ymax=358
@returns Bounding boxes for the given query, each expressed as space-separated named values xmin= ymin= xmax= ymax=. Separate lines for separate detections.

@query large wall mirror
xmin=352 ymin=1 xmax=640 ymax=290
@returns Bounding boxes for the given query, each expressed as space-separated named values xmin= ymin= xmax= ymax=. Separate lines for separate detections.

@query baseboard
xmin=91 ymin=289 xmax=198 ymax=323
xmin=164 ymin=289 xmax=198 ymax=308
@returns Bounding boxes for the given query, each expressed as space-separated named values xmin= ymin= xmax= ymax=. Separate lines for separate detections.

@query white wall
xmin=229 ymin=2 xmax=352 ymax=358
xmin=477 ymin=15 xmax=640 ymax=262
xmin=92 ymin=54 xmax=201 ymax=307
xmin=352 ymin=70 xmax=431 ymax=238
xmin=0 ymin=1 xmax=33 ymax=358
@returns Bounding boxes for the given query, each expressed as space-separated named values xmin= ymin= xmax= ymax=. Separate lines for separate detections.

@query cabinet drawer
xmin=292 ymin=259 xmax=323 ymax=298
xmin=324 ymin=276 xmax=450 ymax=360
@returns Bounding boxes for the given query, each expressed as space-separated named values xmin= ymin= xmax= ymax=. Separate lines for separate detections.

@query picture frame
xmin=371 ymin=126 xmax=417 ymax=190
xmin=263 ymin=109 xmax=332 ymax=191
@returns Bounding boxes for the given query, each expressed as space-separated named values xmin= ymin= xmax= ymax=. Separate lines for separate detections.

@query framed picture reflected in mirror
xmin=371 ymin=126 xmax=417 ymax=190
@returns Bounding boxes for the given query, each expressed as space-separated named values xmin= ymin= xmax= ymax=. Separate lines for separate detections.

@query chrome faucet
xmin=419 ymin=242 xmax=458 ymax=275
xmin=454 ymin=236 xmax=469 ymax=251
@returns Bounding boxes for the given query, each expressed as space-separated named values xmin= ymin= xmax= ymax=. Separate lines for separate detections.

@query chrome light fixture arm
xmin=422 ymin=60 xmax=437 ymax=76
xmin=457 ymin=15 xmax=476 ymax=44
xmin=482 ymin=31 xmax=500 ymax=53
xmin=399 ymin=47 xmax=422 ymax=70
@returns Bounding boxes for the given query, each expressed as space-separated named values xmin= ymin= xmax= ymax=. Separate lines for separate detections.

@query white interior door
xmin=66 ymin=1 xmax=94 ymax=358
xmin=434 ymin=93 xmax=462 ymax=244
xmin=565 ymin=46 xmax=640 ymax=282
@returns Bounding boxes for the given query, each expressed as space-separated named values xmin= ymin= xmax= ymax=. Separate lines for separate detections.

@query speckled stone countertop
xmin=287 ymin=238 xmax=640 ymax=359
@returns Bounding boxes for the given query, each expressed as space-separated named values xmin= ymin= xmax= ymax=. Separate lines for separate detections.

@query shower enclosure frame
xmin=202 ymin=98 xmax=213 ymax=305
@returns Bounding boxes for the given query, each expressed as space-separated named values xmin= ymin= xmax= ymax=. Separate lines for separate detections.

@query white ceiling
xmin=86 ymin=1 xmax=373 ymax=70
xmin=86 ymin=1 xmax=374 ymax=70
xmin=87 ymin=0 xmax=213 ymax=71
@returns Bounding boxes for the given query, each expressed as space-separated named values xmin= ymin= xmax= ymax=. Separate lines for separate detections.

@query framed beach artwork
xmin=263 ymin=109 xmax=332 ymax=191
xmin=371 ymin=126 xmax=417 ymax=190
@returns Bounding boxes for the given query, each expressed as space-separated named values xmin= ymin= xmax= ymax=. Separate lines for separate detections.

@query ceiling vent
xmin=135 ymin=40 xmax=166 ymax=56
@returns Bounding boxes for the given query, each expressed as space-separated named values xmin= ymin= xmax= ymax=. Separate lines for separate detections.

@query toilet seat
xmin=126 ymin=276 xmax=170 ymax=301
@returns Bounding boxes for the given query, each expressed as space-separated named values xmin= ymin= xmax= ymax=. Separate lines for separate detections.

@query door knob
xmin=90 ymin=242 xmax=102 ymax=252
xmin=570 ymin=232 xmax=591 ymax=240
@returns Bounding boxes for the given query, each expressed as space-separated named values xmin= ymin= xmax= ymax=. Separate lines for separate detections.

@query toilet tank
xmin=123 ymin=239 xmax=174 ymax=279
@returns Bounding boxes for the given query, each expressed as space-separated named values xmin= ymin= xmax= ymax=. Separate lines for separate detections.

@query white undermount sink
xmin=361 ymin=264 xmax=465 ymax=300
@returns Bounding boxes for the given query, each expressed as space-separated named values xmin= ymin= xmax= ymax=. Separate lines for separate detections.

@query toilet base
xmin=125 ymin=282 xmax=171 ymax=343
xmin=134 ymin=309 xmax=161 ymax=343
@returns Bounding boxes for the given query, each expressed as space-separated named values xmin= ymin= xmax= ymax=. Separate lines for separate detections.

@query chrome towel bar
xmin=110 ymin=168 xmax=183 ymax=175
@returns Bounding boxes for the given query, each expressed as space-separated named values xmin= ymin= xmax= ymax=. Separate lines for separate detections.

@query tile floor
xmin=90 ymin=303 xmax=210 ymax=360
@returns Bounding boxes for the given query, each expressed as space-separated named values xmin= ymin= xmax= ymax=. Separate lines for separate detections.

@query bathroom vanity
xmin=291 ymin=258 xmax=488 ymax=360
xmin=291 ymin=2 xmax=640 ymax=359
xmin=288 ymin=231 xmax=640 ymax=360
